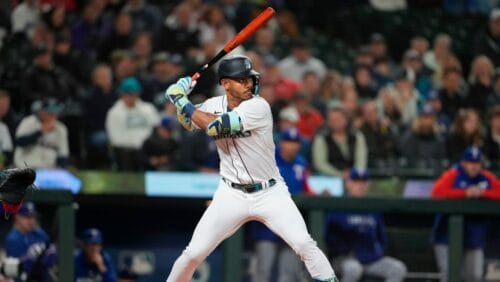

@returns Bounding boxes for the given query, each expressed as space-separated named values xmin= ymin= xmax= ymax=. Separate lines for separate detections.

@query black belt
xmin=223 ymin=178 xmax=277 ymax=193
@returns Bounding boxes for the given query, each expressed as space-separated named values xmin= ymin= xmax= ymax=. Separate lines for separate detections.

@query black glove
xmin=0 ymin=167 xmax=36 ymax=215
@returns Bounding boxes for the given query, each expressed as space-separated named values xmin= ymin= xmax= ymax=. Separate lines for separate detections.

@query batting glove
xmin=165 ymin=77 xmax=197 ymax=117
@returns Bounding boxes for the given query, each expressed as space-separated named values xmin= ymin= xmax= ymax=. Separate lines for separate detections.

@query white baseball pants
xmin=166 ymin=179 xmax=335 ymax=281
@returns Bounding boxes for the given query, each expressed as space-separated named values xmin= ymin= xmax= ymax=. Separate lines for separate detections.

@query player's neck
xmin=226 ymin=94 xmax=243 ymax=110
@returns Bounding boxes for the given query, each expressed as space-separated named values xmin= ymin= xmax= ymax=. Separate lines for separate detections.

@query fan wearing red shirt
xmin=431 ymin=147 xmax=500 ymax=282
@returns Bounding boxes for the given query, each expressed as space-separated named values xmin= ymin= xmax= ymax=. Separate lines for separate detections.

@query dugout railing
xmin=223 ymin=197 xmax=500 ymax=282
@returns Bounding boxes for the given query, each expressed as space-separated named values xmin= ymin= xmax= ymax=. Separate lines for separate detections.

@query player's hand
xmin=465 ymin=187 xmax=482 ymax=198
xmin=177 ymin=76 xmax=197 ymax=94
xmin=165 ymin=77 xmax=197 ymax=111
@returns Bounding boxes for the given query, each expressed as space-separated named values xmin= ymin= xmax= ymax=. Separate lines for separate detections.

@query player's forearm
xmin=191 ymin=110 xmax=217 ymax=130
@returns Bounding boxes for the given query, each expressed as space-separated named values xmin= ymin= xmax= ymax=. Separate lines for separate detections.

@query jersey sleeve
xmin=431 ymin=169 xmax=466 ymax=198
xmin=233 ymin=97 xmax=271 ymax=131
xmin=481 ymin=170 xmax=500 ymax=200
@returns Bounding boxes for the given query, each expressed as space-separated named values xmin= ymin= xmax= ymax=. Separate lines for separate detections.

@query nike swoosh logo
xmin=214 ymin=111 xmax=222 ymax=114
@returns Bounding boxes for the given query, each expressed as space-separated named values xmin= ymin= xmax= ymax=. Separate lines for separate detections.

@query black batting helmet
xmin=218 ymin=55 xmax=260 ymax=95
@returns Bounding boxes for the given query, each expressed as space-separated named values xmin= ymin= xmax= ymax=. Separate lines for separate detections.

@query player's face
xmin=223 ymin=77 xmax=254 ymax=101
xmin=461 ymin=161 xmax=482 ymax=177
xmin=346 ymin=180 xmax=369 ymax=197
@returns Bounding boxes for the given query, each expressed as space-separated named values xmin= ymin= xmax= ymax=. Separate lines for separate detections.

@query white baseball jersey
xmin=198 ymin=95 xmax=282 ymax=184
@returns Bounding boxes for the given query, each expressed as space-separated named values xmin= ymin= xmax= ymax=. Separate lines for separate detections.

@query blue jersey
xmin=432 ymin=164 xmax=498 ymax=248
xmin=326 ymin=212 xmax=386 ymax=263
xmin=74 ymin=249 xmax=118 ymax=282
xmin=253 ymin=147 xmax=309 ymax=242
xmin=4 ymin=227 xmax=49 ymax=258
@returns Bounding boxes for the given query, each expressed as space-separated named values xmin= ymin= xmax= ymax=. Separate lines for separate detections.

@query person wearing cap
xmin=399 ymin=105 xmax=446 ymax=166
xmin=424 ymin=90 xmax=451 ymax=135
xmin=401 ymin=49 xmax=433 ymax=99
xmin=252 ymin=128 xmax=315 ymax=282
xmin=75 ymin=228 xmax=118 ymax=282
xmin=474 ymin=8 xmax=500 ymax=67
xmin=141 ymin=116 xmax=179 ymax=170
xmin=13 ymin=97 xmax=69 ymax=168
xmin=312 ymin=105 xmax=367 ymax=178
xmin=384 ymin=68 xmax=421 ymax=126
xmin=326 ymin=168 xmax=407 ymax=282
xmin=431 ymin=147 xmax=500 ymax=282
xmin=4 ymin=202 xmax=49 ymax=258
xmin=278 ymin=38 xmax=327 ymax=82
xmin=21 ymin=44 xmax=81 ymax=113
xmin=106 ymin=77 xmax=160 ymax=171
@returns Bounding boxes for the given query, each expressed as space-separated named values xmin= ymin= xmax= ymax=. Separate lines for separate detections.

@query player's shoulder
xmin=239 ymin=96 xmax=270 ymax=109
xmin=198 ymin=95 xmax=224 ymax=112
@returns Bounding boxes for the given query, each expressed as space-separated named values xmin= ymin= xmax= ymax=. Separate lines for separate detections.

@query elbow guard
xmin=206 ymin=111 xmax=242 ymax=136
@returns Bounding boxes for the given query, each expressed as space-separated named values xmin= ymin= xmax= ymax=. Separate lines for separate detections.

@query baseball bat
xmin=191 ymin=7 xmax=275 ymax=81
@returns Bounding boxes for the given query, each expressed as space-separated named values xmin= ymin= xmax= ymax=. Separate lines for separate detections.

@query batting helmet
xmin=218 ymin=55 xmax=260 ymax=95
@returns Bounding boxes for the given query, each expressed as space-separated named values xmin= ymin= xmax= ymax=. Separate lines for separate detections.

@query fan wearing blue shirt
xmin=326 ymin=169 xmax=407 ymax=282
xmin=75 ymin=228 xmax=117 ymax=282
xmin=252 ymin=128 xmax=314 ymax=282
xmin=4 ymin=202 xmax=49 ymax=258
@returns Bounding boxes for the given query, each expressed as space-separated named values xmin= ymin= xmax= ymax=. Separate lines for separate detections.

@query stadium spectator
xmin=131 ymin=32 xmax=153 ymax=76
xmin=0 ymin=90 xmax=20 ymax=137
xmin=326 ymin=168 xmax=407 ymax=282
xmin=106 ymin=77 xmax=160 ymax=171
xmin=474 ymin=8 xmax=500 ymax=67
xmin=447 ymin=109 xmax=484 ymax=163
xmin=353 ymin=65 xmax=377 ymax=100
xmin=401 ymin=49 xmax=433 ymax=99
xmin=97 ymin=12 xmax=133 ymax=63
xmin=294 ymin=92 xmax=324 ymax=141
xmin=20 ymin=44 xmax=81 ymax=113
xmin=399 ymin=106 xmax=446 ymax=166
xmin=431 ymin=147 xmax=500 ymax=282
xmin=384 ymin=69 xmax=421 ymax=127
xmin=14 ymin=98 xmax=69 ymax=168
xmin=122 ymin=0 xmax=162 ymax=39
xmin=158 ymin=2 xmax=200 ymax=55
xmin=71 ymin=0 xmax=110 ymax=58
xmin=261 ymin=55 xmax=302 ymax=101
xmin=84 ymin=64 xmax=116 ymax=168
xmin=369 ymin=33 xmax=390 ymax=62
xmin=10 ymin=0 xmax=40 ymax=35
xmin=176 ymin=131 xmax=219 ymax=173
xmin=465 ymin=55 xmax=496 ymax=114
xmin=53 ymin=31 xmax=93 ymax=84
xmin=251 ymin=27 xmax=277 ymax=57
xmin=252 ymin=128 xmax=313 ymax=282
xmin=484 ymin=106 xmax=500 ymax=166
xmin=423 ymin=33 xmax=452 ymax=73
xmin=75 ymin=228 xmax=118 ymax=282
xmin=141 ymin=116 xmax=179 ymax=171
xmin=143 ymin=52 xmax=183 ymax=105
xmin=198 ymin=5 xmax=233 ymax=46
xmin=312 ymin=106 xmax=367 ymax=178
xmin=112 ymin=50 xmax=139 ymax=83
xmin=438 ymin=67 xmax=464 ymax=120
xmin=359 ymin=101 xmax=398 ymax=164
xmin=424 ymin=90 xmax=452 ymax=135
xmin=4 ymin=202 xmax=49 ymax=258
xmin=319 ymin=70 xmax=343 ymax=103
xmin=410 ymin=36 xmax=430 ymax=57
xmin=278 ymin=38 xmax=327 ymax=82
xmin=302 ymin=71 xmax=327 ymax=115
xmin=41 ymin=4 xmax=68 ymax=36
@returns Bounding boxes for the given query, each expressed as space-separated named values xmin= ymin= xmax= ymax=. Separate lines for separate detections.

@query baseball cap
xmin=18 ymin=202 xmax=38 ymax=217
xmin=403 ymin=49 xmax=421 ymax=60
xmin=118 ymin=77 xmax=142 ymax=95
xmin=279 ymin=107 xmax=299 ymax=123
xmin=160 ymin=116 xmax=174 ymax=129
xmin=280 ymin=128 xmax=302 ymax=142
xmin=81 ymin=228 xmax=103 ymax=244
xmin=349 ymin=168 xmax=369 ymax=181
xmin=462 ymin=147 xmax=482 ymax=162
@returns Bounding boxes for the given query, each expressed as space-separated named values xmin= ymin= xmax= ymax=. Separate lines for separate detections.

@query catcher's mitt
xmin=0 ymin=168 xmax=36 ymax=215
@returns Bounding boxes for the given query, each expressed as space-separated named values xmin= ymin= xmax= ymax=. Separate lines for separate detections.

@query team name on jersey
xmin=212 ymin=130 xmax=252 ymax=140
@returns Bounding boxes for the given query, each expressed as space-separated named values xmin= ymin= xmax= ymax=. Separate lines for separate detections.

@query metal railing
xmin=222 ymin=197 xmax=500 ymax=282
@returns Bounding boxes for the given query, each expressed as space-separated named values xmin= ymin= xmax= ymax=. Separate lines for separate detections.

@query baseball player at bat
xmin=165 ymin=55 xmax=338 ymax=282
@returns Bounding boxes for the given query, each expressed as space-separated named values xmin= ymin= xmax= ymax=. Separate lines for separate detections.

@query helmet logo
xmin=244 ymin=60 xmax=251 ymax=70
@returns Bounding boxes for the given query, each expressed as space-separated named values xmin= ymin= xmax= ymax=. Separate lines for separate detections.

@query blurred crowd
xmin=0 ymin=0 xmax=499 ymax=177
